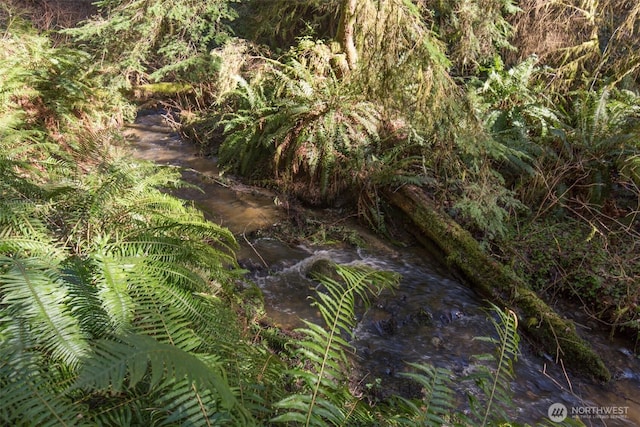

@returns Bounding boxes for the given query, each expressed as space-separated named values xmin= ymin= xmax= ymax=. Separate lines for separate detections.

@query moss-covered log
xmin=385 ymin=185 xmax=611 ymax=381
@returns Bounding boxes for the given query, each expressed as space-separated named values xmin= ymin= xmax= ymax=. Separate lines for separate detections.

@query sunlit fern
xmin=65 ymin=0 xmax=237 ymax=85
xmin=467 ymin=303 xmax=520 ymax=425
xmin=0 ymin=168 xmax=250 ymax=426
xmin=220 ymin=42 xmax=385 ymax=206
xmin=552 ymin=87 xmax=640 ymax=205
xmin=1 ymin=14 xmax=131 ymax=146
xmin=1 ymin=146 xmax=250 ymax=426
xmin=271 ymin=264 xmax=399 ymax=426
xmin=0 ymin=17 xmax=264 ymax=426
xmin=469 ymin=55 xmax=556 ymax=177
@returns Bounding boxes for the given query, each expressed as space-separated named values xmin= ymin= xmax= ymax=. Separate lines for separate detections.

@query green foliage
xmin=0 ymin=12 xmax=133 ymax=171
xmin=272 ymin=264 xmax=400 ymax=426
xmin=393 ymin=363 xmax=456 ymax=426
xmin=427 ymin=0 xmax=520 ymax=72
xmin=236 ymin=0 xmax=339 ymax=48
xmin=219 ymin=40 xmax=428 ymax=217
xmin=386 ymin=303 xmax=521 ymax=426
xmin=469 ymin=55 xmax=558 ymax=177
xmin=0 ymin=156 xmax=253 ymax=424
xmin=0 ymin=348 xmax=83 ymax=427
xmin=507 ymin=218 xmax=640 ymax=333
xmin=468 ymin=55 xmax=639 ymax=238
xmin=0 ymin=255 xmax=90 ymax=368
xmin=556 ymin=88 xmax=640 ymax=204
xmin=515 ymin=87 xmax=640 ymax=211
xmin=195 ymin=1 xmax=524 ymax=239
xmin=0 ymin=22 xmax=264 ymax=424
xmin=73 ymin=333 xmax=236 ymax=410
xmin=353 ymin=0 xmax=455 ymax=127
xmin=469 ymin=304 xmax=520 ymax=425
xmin=6 ymin=2 xmax=640 ymax=424
xmin=65 ymin=0 xmax=236 ymax=86
xmin=453 ymin=171 xmax=526 ymax=240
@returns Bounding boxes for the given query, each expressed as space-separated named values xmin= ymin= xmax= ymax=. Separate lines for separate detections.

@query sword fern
xmin=468 ymin=303 xmax=520 ymax=425
xmin=272 ymin=264 xmax=399 ymax=426
xmin=394 ymin=363 xmax=456 ymax=426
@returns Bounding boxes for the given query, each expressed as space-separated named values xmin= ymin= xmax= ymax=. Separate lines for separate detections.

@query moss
xmin=386 ymin=185 xmax=611 ymax=381
xmin=130 ymin=82 xmax=193 ymax=100
xmin=514 ymin=288 xmax=610 ymax=381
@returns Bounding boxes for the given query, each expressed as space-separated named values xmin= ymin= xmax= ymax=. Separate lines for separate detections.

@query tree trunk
xmin=385 ymin=185 xmax=611 ymax=382
xmin=337 ymin=0 xmax=358 ymax=70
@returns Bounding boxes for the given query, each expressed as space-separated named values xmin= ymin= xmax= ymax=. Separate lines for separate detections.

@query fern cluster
xmin=0 ymin=18 xmax=266 ymax=425
xmin=65 ymin=0 xmax=237 ymax=87
xmin=215 ymin=1 xmax=530 ymax=239
xmin=218 ymin=39 xmax=430 ymax=230
xmin=0 ymin=155 xmax=257 ymax=424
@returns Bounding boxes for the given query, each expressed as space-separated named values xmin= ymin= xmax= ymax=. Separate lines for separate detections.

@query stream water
xmin=128 ymin=111 xmax=640 ymax=426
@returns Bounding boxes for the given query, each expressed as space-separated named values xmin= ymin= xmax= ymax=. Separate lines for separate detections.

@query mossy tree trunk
xmin=337 ymin=0 xmax=358 ymax=71
xmin=385 ymin=185 xmax=611 ymax=382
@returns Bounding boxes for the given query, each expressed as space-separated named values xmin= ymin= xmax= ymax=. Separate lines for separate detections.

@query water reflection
xmin=128 ymin=112 xmax=282 ymax=234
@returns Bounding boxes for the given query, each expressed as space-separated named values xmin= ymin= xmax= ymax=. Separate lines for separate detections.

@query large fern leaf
xmin=73 ymin=333 xmax=236 ymax=409
xmin=0 ymin=255 xmax=90 ymax=368
xmin=468 ymin=303 xmax=520 ymax=425
xmin=272 ymin=264 xmax=399 ymax=426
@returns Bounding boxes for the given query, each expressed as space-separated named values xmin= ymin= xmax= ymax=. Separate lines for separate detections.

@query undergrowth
xmin=4 ymin=0 xmax=640 ymax=424
xmin=505 ymin=217 xmax=640 ymax=341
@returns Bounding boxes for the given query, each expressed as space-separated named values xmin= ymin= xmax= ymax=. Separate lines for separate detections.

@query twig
xmin=243 ymin=228 xmax=268 ymax=268
xmin=559 ymin=358 xmax=573 ymax=394
xmin=542 ymin=363 xmax=568 ymax=392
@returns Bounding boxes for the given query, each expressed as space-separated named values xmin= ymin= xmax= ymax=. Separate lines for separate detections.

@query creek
xmin=128 ymin=111 xmax=640 ymax=426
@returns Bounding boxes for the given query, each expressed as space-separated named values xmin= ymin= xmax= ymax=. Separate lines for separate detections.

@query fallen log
xmin=385 ymin=185 xmax=611 ymax=382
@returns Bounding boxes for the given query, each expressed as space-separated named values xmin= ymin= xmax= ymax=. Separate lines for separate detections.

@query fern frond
xmin=273 ymin=394 xmax=345 ymax=426
xmin=272 ymin=264 xmax=399 ymax=426
xmin=0 ymin=347 xmax=85 ymax=427
xmin=395 ymin=363 xmax=456 ymax=426
xmin=0 ymin=200 xmax=65 ymax=259
xmin=468 ymin=303 xmax=520 ymax=426
xmin=151 ymin=374 xmax=250 ymax=426
xmin=73 ymin=333 xmax=236 ymax=410
xmin=106 ymin=236 xmax=230 ymax=291
xmin=90 ymin=250 xmax=136 ymax=334
xmin=0 ymin=255 xmax=90 ymax=368
xmin=130 ymin=285 xmax=207 ymax=352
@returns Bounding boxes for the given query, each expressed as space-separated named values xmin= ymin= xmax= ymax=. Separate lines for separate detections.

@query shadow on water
xmin=128 ymin=111 xmax=640 ymax=426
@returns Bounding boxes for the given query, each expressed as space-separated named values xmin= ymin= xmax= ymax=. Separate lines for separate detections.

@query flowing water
xmin=128 ymin=111 xmax=640 ymax=426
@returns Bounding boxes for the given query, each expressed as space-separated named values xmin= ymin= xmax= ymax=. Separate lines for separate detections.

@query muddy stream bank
xmin=128 ymin=111 xmax=640 ymax=426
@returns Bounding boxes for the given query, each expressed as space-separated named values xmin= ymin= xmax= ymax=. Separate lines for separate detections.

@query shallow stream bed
xmin=128 ymin=111 xmax=640 ymax=426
